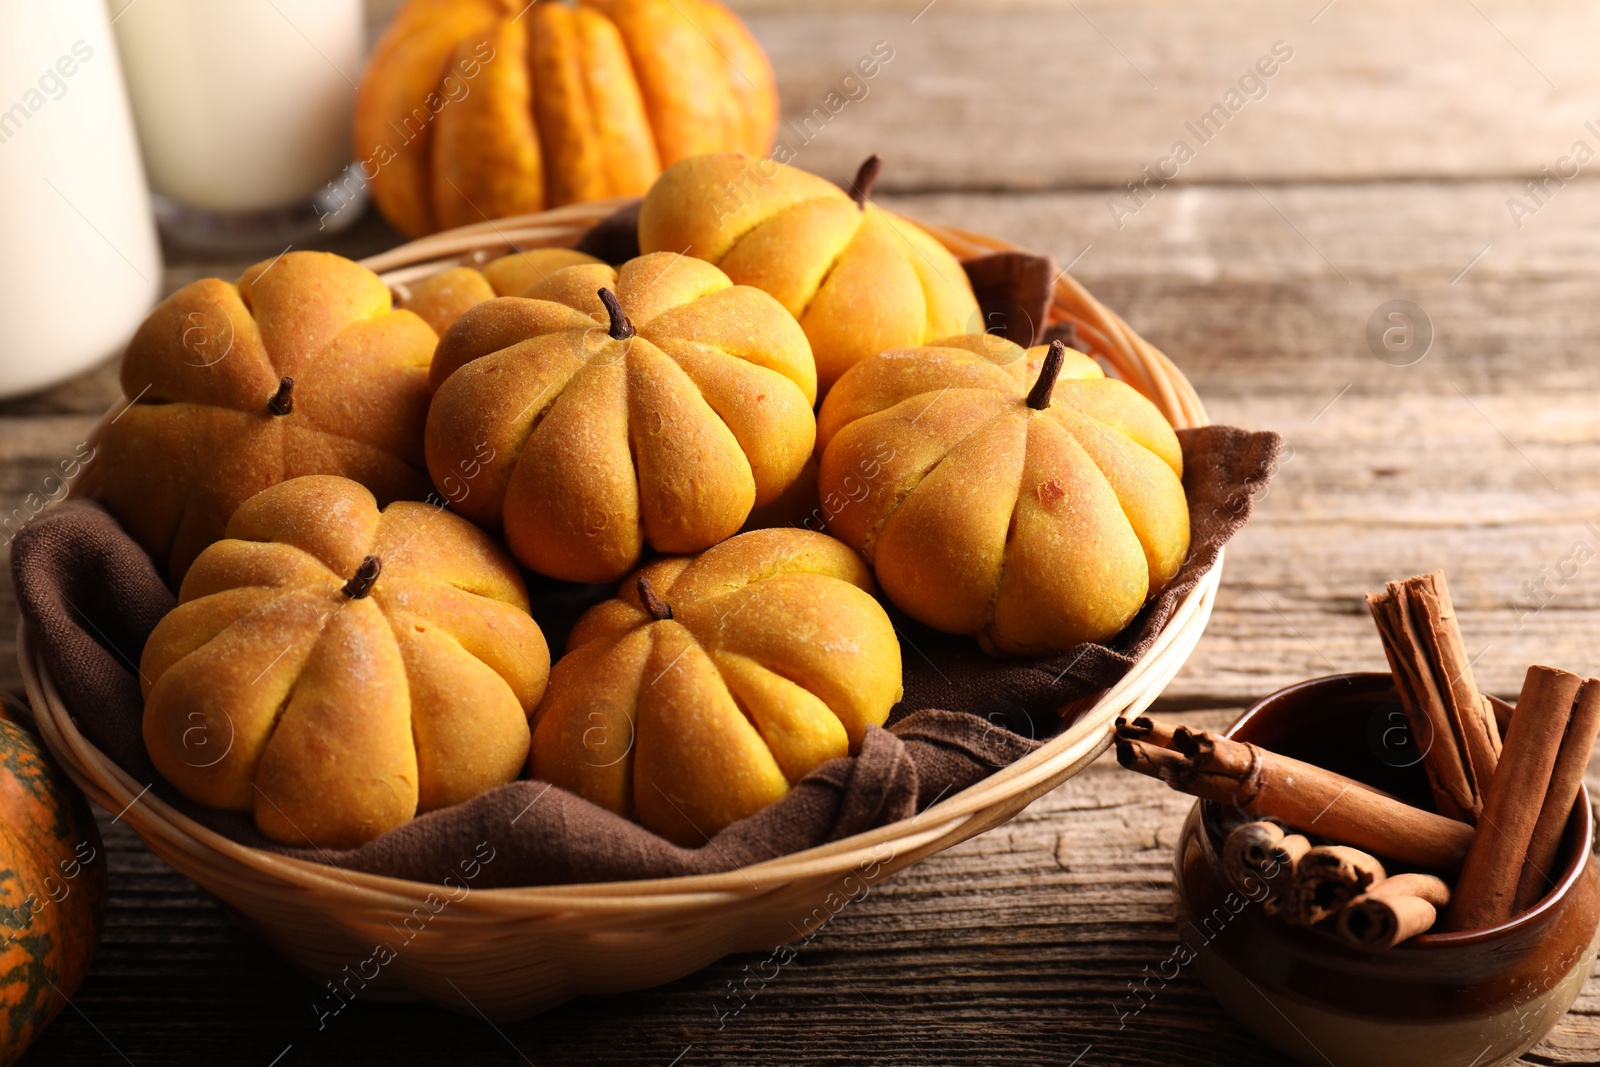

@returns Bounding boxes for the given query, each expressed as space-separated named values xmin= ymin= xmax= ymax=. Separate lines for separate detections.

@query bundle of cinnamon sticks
xmin=1366 ymin=571 xmax=1501 ymax=823
xmin=1117 ymin=570 xmax=1600 ymax=948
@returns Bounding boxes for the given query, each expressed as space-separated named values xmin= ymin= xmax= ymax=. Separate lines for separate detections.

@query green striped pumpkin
xmin=0 ymin=697 xmax=105 ymax=1066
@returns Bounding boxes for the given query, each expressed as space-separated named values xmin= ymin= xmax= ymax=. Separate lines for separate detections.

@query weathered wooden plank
xmin=887 ymin=182 xmax=1600 ymax=403
xmin=732 ymin=0 xmax=1600 ymax=193
xmin=1165 ymin=385 xmax=1600 ymax=703
xmin=900 ymin=180 xmax=1597 ymax=283
xmin=23 ymin=728 xmax=1600 ymax=1065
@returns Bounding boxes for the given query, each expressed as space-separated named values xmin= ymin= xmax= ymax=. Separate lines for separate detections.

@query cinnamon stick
xmin=1444 ymin=665 xmax=1582 ymax=931
xmin=1513 ymin=677 xmax=1600 ymax=911
xmin=1366 ymin=572 xmax=1495 ymax=822
xmin=1412 ymin=573 xmax=1501 ymax=785
xmin=1114 ymin=718 xmax=1474 ymax=871
xmin=1222 ymin=821 xmax=1310 ymax=913
xmin=1114 ymin=714 xmax=1183 ymax=749
xmin=1283 ymin=846 xmax=1386 ymax=926
xmin=1491 ymin=697 xmax=1513 ymax=742
xmin=1367 ymin=588 xmax=1469 ymax=819
xmin=1336 ymin=873 xmax=1452 ymax=949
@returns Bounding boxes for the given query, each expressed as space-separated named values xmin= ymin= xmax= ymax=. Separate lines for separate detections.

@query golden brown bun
xmin=354 ymin=0 xmax=778 ymax=237
xmin=397 ymin=248 xmax=603 ymax=335
xmin=100 ymin=252 xmax=436 ymax=585
xmin=425 ymin=252 xmax=817 ymax=582
xmin=140 ymin=475 xmax=550 ymax=849
xmin=817 ymin=335 xmax=1189 ymax=656
xmin=638 ymin=152 xmax=982 ymax=394
xmin=530 ymin=528 xmax=902 ymax=844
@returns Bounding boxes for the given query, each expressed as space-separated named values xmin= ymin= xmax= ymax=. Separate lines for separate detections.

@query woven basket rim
xmin=21 ymin=199 xmax=1217 ymax=914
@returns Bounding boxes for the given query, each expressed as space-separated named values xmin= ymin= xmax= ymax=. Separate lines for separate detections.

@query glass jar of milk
xmin=0 ymin=0 xmax=162 ymax=399
xmin=110 ymin=0 xmax=367 ymax=250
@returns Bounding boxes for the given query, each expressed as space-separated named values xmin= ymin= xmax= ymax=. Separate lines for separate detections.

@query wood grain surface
xmin=737 ymin=0 xmax=1600 ymax=191
xmin=10 ymin=1 xmax=1600 ymax=1064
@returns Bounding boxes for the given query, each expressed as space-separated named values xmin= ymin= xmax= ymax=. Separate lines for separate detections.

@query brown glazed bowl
xmin=1173 ymin=672 xmax=1600 ymax=1067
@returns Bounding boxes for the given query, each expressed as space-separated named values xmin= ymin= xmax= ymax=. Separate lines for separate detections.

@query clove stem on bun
xmin=849 ymin=155 xmax=883 ymax=210
xmin=267 ymin=376 xmax=296 ymax=417
xmin=341 ymin=556 xmax=382 ymax=599
xmin=1026 ymin=340 xmax=1067 ymax=410
xmin=637 ymin=575 xmax=673 ymax=621
xmin=598 ymin=288 xmax=635 ymax=341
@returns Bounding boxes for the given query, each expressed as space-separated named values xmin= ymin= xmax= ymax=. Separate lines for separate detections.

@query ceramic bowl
xmin=1172 ymin=672 xmax=1600 ymax=1067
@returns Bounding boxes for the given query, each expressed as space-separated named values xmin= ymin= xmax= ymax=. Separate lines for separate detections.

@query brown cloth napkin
xmin=11 ymin=426 xmax=1277 ymax=888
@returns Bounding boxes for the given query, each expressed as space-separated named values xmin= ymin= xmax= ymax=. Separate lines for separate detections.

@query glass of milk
xmin=0 ymin=0 xmax=162 ymax=399
xmin=110 ymin=0 xmax=367 ymax=250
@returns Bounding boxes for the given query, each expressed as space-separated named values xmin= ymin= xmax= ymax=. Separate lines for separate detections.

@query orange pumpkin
xmin=355 ymin=0 xmax=779 ymax=238
xmin=0 ymin=696 xmax=106 ymax=1067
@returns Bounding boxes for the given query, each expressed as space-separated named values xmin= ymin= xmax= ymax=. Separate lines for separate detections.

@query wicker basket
xmin=19 ymin=199 xmax=1218 ymax=1021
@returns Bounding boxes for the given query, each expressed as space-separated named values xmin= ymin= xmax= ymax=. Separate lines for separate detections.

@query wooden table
xmin=10 ymin=1 xmax=1600 ymax=1062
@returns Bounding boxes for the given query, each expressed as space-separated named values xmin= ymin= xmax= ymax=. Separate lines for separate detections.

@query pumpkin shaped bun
xmin=817 ymin=336 xmax=1190 ymax=657
xmin=100 ymin=251 xmax=437 ymax=585
xmin=140 ymin=476 xmax=551 ymax=849
xmin=426 ymin=252 xmax=818 ymax=582
xmin=355 ymin=0 xmax=778 ymax=237
xmin=531 ymin=528 xmax=902 ymax=845
xmin=396 ymin=247 xmax=602 ymax=336
xmin=639 ymin=153 xmax=982 ymax=393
